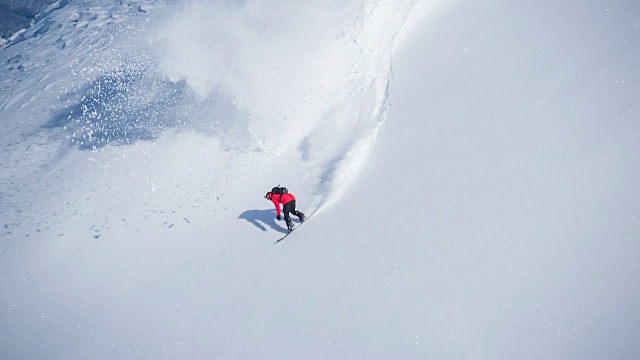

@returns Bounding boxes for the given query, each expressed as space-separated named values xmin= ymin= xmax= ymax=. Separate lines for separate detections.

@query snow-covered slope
xmin=1 ymin=0 xmax=639 ymax=359
xmin=347 ymin=1 xmax=640 ymax=358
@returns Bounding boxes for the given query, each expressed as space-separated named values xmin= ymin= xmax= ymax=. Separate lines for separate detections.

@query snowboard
xmin=274 ymin=217 xmax=308 ymax=244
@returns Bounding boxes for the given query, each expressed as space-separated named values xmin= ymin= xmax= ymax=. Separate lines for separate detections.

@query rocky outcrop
xmin=0 ymin=0 xmax=58 ymax=39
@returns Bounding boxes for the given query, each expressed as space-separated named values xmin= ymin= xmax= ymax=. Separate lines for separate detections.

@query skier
xmin=265 ymin=187 xmax=306 ymax=232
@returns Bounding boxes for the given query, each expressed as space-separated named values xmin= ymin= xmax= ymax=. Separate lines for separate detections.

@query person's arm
xmin=271 ymin=197 xmax=281 ymax=217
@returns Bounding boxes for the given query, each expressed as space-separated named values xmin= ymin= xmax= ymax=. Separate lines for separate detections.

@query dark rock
xmin=0 ymin=0 xmax=59 ymax=39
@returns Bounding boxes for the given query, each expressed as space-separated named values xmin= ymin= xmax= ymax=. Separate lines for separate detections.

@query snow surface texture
xmin=1 ymin=0 xmax=639 ymax=359
xmin=0 ymin=0 xmax=59 ymax=39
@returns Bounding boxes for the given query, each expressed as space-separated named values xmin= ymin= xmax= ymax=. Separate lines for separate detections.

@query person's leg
xmin=282 ymin=201 xmax=295 ymax=230
xmin=288 ymin=200 xmax=305 ymax=222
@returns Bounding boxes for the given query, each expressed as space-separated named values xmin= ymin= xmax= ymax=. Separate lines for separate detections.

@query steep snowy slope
xmin=1 ymin=0 xmax=437 ymax=358
xmin=1 ymin=0 xmax=639 ymax=359
xmin=341 ymin=1 xmax=640 ymax=358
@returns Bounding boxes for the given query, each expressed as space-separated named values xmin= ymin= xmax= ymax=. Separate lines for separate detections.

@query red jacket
xmin=270 ymin=193 xmax=295 ymax=217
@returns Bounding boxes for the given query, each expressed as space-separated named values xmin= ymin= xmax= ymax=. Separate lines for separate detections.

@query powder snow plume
xmin=153 ymin=0 xmax=429 ymax=210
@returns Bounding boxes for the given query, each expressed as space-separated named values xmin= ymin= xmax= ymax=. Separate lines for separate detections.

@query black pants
xmin=283 ymin=200 xmax=302 ymax=227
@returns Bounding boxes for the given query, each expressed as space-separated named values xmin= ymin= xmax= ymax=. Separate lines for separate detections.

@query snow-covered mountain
xmin=0 ymin=0 xmax=59 ymax=40
xmin=1 ymin=0 xmax=639 ymax=358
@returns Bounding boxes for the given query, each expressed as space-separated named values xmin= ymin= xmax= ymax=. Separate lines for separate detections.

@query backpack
xmin=271 ymin=185 xmax=288 ymax=195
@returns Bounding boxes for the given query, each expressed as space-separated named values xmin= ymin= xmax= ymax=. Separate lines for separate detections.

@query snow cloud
xmin=153 ymin=0 xmax=343 ymax=152
xmin=153 ymin=0 xmax=426 ymax=206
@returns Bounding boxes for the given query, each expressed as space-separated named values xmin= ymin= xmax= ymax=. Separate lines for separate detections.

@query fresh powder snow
xmin=1 ymin=0 xmax=639 ymax=359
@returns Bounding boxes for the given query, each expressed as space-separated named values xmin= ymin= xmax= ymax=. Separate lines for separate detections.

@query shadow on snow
xmin=238 ymin=209 xmax=290 ymax=235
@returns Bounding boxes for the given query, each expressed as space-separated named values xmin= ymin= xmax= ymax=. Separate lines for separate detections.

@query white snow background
xmin=1 ymin=0 xmax=639 ymax=358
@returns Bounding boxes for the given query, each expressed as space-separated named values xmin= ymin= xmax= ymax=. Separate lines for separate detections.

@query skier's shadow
xmin=238 ymin=209 xmax=288 ymax=234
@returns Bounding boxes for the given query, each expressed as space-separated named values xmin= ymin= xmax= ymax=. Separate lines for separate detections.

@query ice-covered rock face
xmin=0 ymin=0 xmax=59 ymax=39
